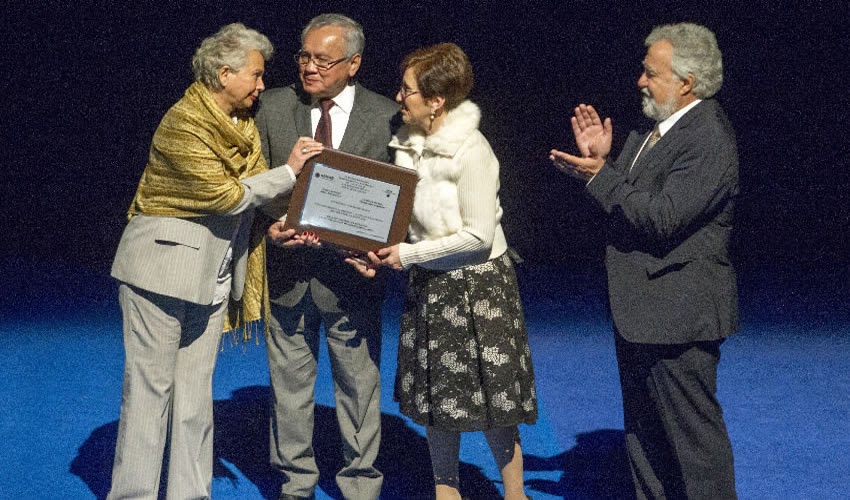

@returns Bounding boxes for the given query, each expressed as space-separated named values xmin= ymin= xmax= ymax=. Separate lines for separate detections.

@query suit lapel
xmin=628 ymin=101 xmax=707 ymax=183
xmin=338 ymin=84 xmax=368 ymax=154
xmin=628 ymin=133 xmax=661 ymax=183
xmin=617 ymin=131 xmax=644 ymax=179
xmin=294 ymin=88 xmax=313 ymax=138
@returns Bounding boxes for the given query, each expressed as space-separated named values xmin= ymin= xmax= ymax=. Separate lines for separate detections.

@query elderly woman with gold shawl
xmin=107 ymin=23 xmax=323 ymax=499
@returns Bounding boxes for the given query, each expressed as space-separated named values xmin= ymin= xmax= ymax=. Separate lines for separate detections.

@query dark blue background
xmin=4 ymin=0 xmax=848 ymax=310
xmin=2 ymin=3 xmax=849 ymax=497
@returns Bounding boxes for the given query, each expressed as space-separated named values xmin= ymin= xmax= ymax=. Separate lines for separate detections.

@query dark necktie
xmin=314 ymin=99 xmax=335 ymax=147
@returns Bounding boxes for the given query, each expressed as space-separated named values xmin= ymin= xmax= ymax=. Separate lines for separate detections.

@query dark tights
xmin=426 ymin=425 xmax=520 ymax=488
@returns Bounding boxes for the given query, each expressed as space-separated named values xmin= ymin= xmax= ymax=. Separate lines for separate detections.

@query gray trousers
xmin=266 ymin=279 xmax=383 ymax=500
xmin=108 ymin=284 xmax=224 ymax=500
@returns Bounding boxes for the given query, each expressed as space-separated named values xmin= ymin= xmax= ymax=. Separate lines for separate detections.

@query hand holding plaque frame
xmin=283 ymin=149 xmax=416 ymax=253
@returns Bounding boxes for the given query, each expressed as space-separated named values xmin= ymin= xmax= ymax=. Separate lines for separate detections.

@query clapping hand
xmin=549 ymin=104 xmax=612 ymax=181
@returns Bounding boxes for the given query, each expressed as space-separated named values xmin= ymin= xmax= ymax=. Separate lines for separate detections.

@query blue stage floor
xmin=1 ymin=258 xmax=848 ymax=499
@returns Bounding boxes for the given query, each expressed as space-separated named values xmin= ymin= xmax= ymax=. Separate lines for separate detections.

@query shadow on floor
xmin=524 ymin=429 xmax=633 ymax=499
xmin=70 ymin=386 xmax=633 ymax=499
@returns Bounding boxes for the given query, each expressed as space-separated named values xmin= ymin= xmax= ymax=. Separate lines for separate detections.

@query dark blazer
xmin=254 ymin=82 xmax=399 ymax=304
xmin=587 ymin=99 xmax=739 ymax=344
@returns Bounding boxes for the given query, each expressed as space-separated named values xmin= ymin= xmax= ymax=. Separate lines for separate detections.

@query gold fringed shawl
xmin=128 ymin=81 xmax=269 ymax=340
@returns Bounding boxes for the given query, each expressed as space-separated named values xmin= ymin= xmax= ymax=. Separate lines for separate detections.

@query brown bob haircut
xmin=401 ymin=42 xmax=473 ymax=111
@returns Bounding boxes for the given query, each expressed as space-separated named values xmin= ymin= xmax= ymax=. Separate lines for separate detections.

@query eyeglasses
xmin=294 ymin=51 xmax=350 ymax=71
xmin=399 ymin=86 xmax=419 ymax=100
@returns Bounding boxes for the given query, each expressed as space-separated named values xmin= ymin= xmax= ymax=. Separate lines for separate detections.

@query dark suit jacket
xmin=587 ymin=99 xmax=739 ymax=344
xmin=254 ymin=83 xmax=399 ymax=304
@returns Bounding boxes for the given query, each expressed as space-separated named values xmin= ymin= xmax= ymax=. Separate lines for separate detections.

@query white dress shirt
xmin=310 ymin=83 xmax=356 ymax=149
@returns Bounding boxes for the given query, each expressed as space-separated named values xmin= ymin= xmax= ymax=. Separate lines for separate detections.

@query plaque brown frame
xmin=283 ymin=149 xmax=417 ymax=253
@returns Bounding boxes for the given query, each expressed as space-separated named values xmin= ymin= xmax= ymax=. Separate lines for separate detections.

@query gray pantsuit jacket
xmin=107 ymin=160 xmax=295 ymax=499
xmin=111 ymin=166 xmax=294 ymax=303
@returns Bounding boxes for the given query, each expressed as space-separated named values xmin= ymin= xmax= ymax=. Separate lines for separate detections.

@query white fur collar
xmin=390 ymin=100 xmax=481 ymax=157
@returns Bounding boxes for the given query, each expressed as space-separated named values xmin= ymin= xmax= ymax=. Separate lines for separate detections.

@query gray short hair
xmin=645 ymin=23 xmax=723 ymax=99
xmin=192 ymin=23 xmax=273 ymax=90
xmin=301 ymin=13 xmax=365 ymax=58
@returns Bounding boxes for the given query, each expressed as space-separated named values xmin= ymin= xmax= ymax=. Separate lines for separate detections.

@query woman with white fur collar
xmin=348 ymin=43 xmax=537 ymax=500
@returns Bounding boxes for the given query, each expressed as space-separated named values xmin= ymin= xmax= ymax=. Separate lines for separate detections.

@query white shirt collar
xmin=317 ymin=83 xmax=356 ymax=114
xmin=657 ymin=98 xmax=702 ymax=136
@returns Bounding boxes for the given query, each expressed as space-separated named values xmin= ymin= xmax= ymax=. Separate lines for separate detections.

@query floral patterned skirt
xmin=394 ymin=252 xmax=538 ymax=432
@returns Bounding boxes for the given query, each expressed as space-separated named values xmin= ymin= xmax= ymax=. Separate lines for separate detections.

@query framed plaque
xmin=283 ymin=149 xmax=417 ymax=253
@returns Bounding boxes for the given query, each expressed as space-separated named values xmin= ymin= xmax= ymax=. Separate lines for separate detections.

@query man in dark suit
xmin=254 ymin=13 xmax=398 ymax=500
xmin=549 ymin=23 xmax=739 ymax=499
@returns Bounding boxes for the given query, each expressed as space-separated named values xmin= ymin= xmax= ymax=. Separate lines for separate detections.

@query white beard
xmin=641 ymin=89 xmax=677 ymax=121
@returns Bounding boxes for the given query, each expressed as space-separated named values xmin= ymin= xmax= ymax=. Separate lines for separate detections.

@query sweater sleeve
xmin=398 ymin=136 xmax=501 ymax=270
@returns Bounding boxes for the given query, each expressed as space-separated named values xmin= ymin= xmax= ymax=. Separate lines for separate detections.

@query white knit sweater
xmin=389 ymin=100 xmax=508 ymax=271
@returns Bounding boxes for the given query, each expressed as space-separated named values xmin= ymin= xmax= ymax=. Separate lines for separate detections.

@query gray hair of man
xmin=192 ymin=23 xmax=274 ymax=91
xmin=645 ymin=23 xmax=723 ymax=99
xmin=301 ymin=13 xmax=365 ymax=58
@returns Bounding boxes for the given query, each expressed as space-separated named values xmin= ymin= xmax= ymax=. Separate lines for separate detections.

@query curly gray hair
xmin=645 ymin=23 xmax=723 ymax=99
xmin=301 ymin=13 xmax=365 ymax=58
xmin=192 ymin=23 xmax=273 ymax=90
